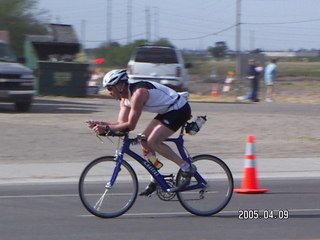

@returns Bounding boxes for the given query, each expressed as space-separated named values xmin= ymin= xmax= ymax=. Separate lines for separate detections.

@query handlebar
xmin=103 ymin=130 xmax=129 ymax=137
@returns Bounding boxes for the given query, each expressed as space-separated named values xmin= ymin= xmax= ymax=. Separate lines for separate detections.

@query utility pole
xmin=127 ymin=0 xmax=132 ymax=44
xmin=153 ymin=7 xmax=159 ymax=41
xmin=235 ymin=0 xmax=242 ymax=85
xmin=145 ymin=6 xmax=151 ymax=42
xmin=106 ymin=0 xmax=112 ymax=44
xmin=81 ymin=19 xmax=86 ymax=49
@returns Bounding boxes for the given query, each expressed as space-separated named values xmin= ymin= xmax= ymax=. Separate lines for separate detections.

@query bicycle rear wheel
xmin=79 ymin=156 xmax=138 ymax=218
xmin=177 ymin=154 xmax=233 ymax=216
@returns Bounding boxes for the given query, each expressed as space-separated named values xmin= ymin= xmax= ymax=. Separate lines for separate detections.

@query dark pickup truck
xmin=0 ymin=40 xmax=35 ymax=111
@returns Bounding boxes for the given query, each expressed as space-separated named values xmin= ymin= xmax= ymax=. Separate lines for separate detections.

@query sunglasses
xmin=106 ymin=86 xmax=113 ymax=92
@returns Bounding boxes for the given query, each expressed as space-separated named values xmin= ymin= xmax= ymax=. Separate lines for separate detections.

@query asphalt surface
xmin=0 ymin=179 xmax=319 ymax=240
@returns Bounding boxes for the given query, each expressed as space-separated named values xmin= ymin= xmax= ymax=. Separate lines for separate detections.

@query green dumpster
xmin=38 ymin=61 xmax=89 ymax=97
xmin=24 ymin=23 xmax=90 ymax=97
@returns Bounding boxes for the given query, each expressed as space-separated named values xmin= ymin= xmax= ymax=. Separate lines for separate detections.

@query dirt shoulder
xmin=188 ymin=76 xmax=320 ymax=104
xmin=0 ymin=97 xmax=319 ymax=164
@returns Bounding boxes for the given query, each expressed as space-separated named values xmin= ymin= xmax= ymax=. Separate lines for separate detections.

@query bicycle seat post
xmin=180 ymin=125 xmax=185 ymax=135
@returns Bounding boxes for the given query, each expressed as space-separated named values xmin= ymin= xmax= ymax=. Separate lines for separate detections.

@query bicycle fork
xmin=106 ymin=154 xmax=123 ymax=188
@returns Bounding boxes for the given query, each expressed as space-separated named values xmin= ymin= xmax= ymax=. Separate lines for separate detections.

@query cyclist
xmin=86 ymin=69 xmax=196 ymax=195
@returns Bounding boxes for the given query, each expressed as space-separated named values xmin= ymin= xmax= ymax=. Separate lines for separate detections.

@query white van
xmin=127 ymin=45 xmax=189 ymax=91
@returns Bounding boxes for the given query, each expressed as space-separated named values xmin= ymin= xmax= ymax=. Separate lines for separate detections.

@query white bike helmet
xmin=102 ymin=69 xmax=128 ymax=88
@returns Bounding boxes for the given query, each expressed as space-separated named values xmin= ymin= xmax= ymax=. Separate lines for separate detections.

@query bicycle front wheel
xmin=79 ymin=156 xmax=138 ymax=218
xmin=177 ymin=154 xmax=234 ymax=216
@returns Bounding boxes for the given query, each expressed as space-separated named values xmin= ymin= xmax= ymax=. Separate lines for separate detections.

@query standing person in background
xmin=247 ymin=59 xmax=260 ymax=102
xmin=237 ymin=59 xmax=260 ymax=102
xmin=255 ymin=60 xmax=264 ymax=96
xmin=264 ymin=58 xmax=278 ymax=102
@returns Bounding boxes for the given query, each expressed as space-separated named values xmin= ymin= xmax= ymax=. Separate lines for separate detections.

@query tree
xmin=93 ymin=41 xmax=145 ymax=67
xmin=208 ymin=41 xmax=228 ymax=58
xmin=93 ymin=38 xmax=175 ymax=67
xmin=0 ymin=0 xmax=47 ymax=56
xmin=251 ymin=48 xmax=263 ymax=54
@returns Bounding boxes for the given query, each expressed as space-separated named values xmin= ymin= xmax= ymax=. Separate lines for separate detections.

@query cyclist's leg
xmin=141 ymin=119 xmax=160 ymax=154
xmin=143 ymin=102 xmax=191 ymax=166
xmin=143 ymin=119 xmax=184 ymax=166
xmin=142 ymin=104 xmax=194 ymax=191
xmin=143 ymin=119 xmax=196 ymax=191
xmin=139 ymin=120 xmax=164 ymax=196
xmin=139 ymin=119 xmax=180 ymax=196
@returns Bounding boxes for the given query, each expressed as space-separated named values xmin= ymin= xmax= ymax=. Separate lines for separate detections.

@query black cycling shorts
xmin=154 ymin=103 xmax=191 ymax=132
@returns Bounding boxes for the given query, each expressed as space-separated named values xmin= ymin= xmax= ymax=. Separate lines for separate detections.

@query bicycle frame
xmin=109 ymin=132 xmax=207 ymax=193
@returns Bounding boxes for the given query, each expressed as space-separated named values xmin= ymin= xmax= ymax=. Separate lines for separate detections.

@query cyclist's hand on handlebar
xmin=86 ymin=121 xmax=128 ymax=137
xmin=85 ymin=120 xmax=98 ymax=129
xmin=85 ymin=120 xmax=107 ymax=129
xmin=92 ymin=124 xmax=109 ymax=136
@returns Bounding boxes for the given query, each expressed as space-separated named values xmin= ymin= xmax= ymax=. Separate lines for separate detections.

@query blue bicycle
xmin=79 ymin=126 xmax=234 ymax=218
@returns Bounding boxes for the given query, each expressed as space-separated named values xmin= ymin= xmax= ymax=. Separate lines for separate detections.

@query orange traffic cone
xmin=211 ymin=84 xmax=219 ymax=97
xmin=234 ymin=135 xmax=269 ymax=194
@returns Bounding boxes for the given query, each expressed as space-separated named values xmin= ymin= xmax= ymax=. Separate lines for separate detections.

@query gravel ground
xmin=188 ymin=76 xmax=320 ymax=104
xmin=0 ymin=97 xmax=319 ymax=164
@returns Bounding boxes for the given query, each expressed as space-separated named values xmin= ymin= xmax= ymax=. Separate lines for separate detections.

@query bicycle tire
xmin=176 ymin=154 xmax=234 ymax=216
xmin=79 ymin=156 xmax=138 ymax=218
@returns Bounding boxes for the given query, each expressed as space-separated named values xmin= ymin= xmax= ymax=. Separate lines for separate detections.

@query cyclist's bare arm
xmin=87 ymin=88 xmax=148 ymax=135
xmin=117 ymin=99 xmax=130 ymax=123
xmin=107 ymin=88 xmax=147 ymax=132
xmin=85 ymin=99 xmax=130 ymax=129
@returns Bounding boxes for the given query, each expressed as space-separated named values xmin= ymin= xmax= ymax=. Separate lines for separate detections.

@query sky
xmin=36 ymin=0 xmax=320 ymax=51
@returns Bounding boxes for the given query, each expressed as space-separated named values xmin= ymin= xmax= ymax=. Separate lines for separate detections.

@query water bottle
xmin=143 ymin=150 xmax=163 ymax=170
xmin=187 ymin=115 xmax=207 ymax=135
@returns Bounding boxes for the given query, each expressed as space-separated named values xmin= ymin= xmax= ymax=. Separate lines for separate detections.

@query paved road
xmin=0 ymin=179 xmax=319 ymax=240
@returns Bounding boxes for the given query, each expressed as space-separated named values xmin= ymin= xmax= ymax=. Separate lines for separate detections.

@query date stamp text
xmin=238 ymin=209 xmax=289 ymax=220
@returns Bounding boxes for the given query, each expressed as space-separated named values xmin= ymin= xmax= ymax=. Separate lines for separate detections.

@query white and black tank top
xmin=125 ymin=81 xmax=187 ymax=114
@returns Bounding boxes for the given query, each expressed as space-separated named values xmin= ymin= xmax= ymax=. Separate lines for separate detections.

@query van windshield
xmin=134 ymin=48 xmax=178 ymax=64
xmin=0 ymin=42 xmax=17 ymax=62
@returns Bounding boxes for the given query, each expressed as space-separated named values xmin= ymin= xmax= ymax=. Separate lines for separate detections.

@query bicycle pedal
xmin=139 ymin=182 xmax=157 ymax=196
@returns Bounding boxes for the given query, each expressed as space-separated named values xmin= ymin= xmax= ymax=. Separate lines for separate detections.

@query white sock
xmin=150 ymin=176 xmax=155 ymax=183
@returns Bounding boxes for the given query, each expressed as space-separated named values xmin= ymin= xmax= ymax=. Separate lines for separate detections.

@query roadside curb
xmin=1 ymin=157 xmax=319 ymax=184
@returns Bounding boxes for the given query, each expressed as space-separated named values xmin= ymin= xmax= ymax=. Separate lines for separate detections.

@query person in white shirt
xmin=264 ymin=58 xmax=278 ymax=102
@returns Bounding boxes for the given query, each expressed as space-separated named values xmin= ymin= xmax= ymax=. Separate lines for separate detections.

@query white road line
xmin=0 ymin=194 xmax=78 ymax=199
xmin=77 ymin=208 xmax=320 ymax=218
xmin=2 ymin=194 xmax=320 ymax=218
xmin=78 ymin=212 xmax=190 ymax=217
xmin=0 ymin=192 xmax=134 ymax=198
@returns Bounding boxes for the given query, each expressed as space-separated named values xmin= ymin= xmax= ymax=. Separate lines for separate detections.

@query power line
xmin=166 ymin=17 xmax=320 ymax=42
xmin=243 ymin=18 xmax=320 ymax=25
xmin=113 ymin=32 xmax=145 ymax=41
xmin=167 ymin=24 xmax=236 ymax=41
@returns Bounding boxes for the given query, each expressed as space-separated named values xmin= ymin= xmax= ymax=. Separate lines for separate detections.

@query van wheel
xmin=15 ymin=101 xmax=32 ymax=112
